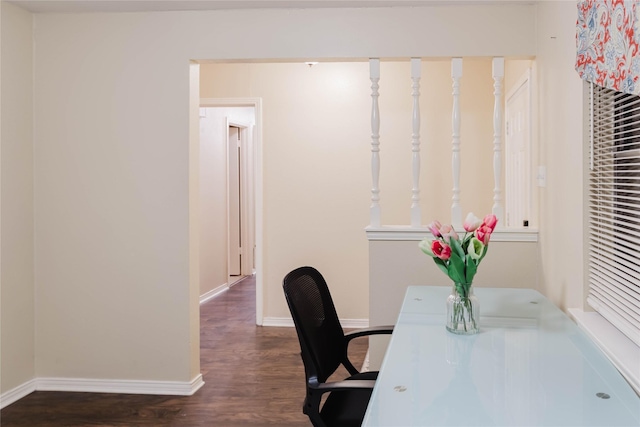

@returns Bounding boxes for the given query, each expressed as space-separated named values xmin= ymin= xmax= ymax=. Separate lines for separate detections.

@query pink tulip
xmin=483 ymin=214 xmax=498 ymax=232
xmin=463 ymin=212 xmax=482 ymax=232
xmin=475 ymin=225 xmax=492 ymax=245
xmin=428 ymin=220 xmax=442 ymax=237
xmin=440 ymin=224 xmax=459 ymax=243
xmin=431 ymin=240 xmax=452 ymax=260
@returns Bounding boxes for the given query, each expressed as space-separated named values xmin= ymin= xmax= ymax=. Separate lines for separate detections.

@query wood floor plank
xmin=0 ymin=276 xmax=368 ymax=426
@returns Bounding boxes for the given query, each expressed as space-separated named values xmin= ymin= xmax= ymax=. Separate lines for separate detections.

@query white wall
xmin=27 ymin=4 xmax=535 ymax=384
xmin=200 ymin=59 xmax=514 ymax=320
xmin=199 ymin=106 xmax=255 ymax=297
xmin=33 ymin=11 xmax=196 ymax=383
xmin=202 ymin=62 xmax=374 ymax=320
xmin=1 ymin=1 xmax=35 ymax=394
xmin=535 ymin=1 xmax=585 ymax=311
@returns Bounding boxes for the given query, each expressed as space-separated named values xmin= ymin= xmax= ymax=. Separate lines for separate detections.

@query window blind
xmin=588 ymin=82 xmax=640 ymax=347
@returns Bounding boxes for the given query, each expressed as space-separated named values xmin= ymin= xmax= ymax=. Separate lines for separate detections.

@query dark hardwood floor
xmin=0 ymin=276 xmax=368 ymax=426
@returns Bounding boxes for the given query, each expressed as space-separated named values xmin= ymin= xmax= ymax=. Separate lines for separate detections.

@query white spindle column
xmin=451 ymin=58 xmax=463 ymax=228
xmin=370 ymin=59 xmax=381 ymax=227
xmin=410 ymin=58 xmax=422 ymax=227
xmin=492 ymin=57 xmax=505 ymax=225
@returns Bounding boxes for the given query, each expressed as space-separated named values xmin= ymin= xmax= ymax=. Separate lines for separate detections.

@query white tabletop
xmin=362 ymin=286 xmax=640 ymax=426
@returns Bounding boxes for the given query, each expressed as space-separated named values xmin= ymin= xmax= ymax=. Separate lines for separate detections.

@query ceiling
xmin=7 ymin=0 xmax=534 ymax=14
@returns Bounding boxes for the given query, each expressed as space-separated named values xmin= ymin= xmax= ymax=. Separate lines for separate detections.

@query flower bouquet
xmin=419 ymin=213 xmax=498 ymax=334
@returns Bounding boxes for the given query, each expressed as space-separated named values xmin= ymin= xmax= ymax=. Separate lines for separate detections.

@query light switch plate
xmin=537 ymin=165 xmax=547 ymax=187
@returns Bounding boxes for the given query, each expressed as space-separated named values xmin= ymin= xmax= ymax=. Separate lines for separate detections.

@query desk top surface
xmin=362 ymin=286 xmax=640 ymax=427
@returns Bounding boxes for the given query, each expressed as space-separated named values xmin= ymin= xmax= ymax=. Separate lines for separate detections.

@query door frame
xmin=201 ymin=98 xmax=263 ymax=325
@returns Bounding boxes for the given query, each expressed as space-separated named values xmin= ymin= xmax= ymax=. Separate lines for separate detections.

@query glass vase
xmin=446 ymin=283 xmax=479 ymax=335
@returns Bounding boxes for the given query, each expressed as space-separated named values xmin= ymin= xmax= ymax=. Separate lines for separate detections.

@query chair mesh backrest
xmin=283 ymin=266 xmax=346 ymax=383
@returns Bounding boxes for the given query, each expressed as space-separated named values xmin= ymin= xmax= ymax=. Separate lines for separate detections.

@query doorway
xmin=199 ymin=99 xmax=263 ymax=324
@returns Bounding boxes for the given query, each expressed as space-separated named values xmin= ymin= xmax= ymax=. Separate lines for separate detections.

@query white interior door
xmin=241 ymin=125 xmax=256 ymax=276
xmin=228 ymin=125 xmax=242 ymax=276
xmin=505 ymin=74 xmax=531 ymax=228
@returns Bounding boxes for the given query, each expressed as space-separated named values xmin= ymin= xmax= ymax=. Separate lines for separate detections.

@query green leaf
xmin=447 ymin=253 xmax=466 ymax=283
xmin=465 ymin=254 xmax=477 ymax=283
xmin=478 ymin=244 xmax=489 ymax=264
xmin=462 ymin=232 xmax=474 ymax=245
xmin=449 ymin=237 xmax=466 ymax=260
xmin=447 ymin=267 xmax=459 ymax=283
xmin=462 ymin=237 xmax=471 ymax=253
xmin=433 ymin=257 xmax=449 ymax=276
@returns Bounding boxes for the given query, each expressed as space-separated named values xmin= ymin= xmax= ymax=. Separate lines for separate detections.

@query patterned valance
xmin=576 ymin=0 xmax=640 ymax=95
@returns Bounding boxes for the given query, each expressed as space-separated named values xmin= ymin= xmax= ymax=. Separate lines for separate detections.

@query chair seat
xmin=320 ymin=371 xmax=378 ymax=427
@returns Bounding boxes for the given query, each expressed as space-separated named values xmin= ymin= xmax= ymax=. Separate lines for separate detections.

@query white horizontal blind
xmin=588 ymin=82 xmax=640 ymax=347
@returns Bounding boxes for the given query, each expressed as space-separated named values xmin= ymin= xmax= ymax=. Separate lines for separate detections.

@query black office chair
xmin=283 ymin=266 xmax=393 ymax=427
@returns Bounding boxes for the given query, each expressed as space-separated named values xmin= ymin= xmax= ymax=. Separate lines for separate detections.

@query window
xmin=587 ymin=82 xmax=640 ymax=347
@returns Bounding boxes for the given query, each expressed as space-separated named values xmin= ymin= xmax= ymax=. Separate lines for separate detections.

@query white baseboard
xmin=262 ymin=317 xmax=369 ymax=329
xmin=200 ymin=283 xmax=229 ymax=305
xmin=261 ymin=317 xmax=295 ymax=327
xmin=200 ymin=277 xmax=251 ymax=305
xmin=362 ymin=350 xmax=370 ymax=372
xmin=1 ymin=375 xmax=204 ymax=409
xmin=0 ymin=378 xmax=37 ymax=409
xmin=37 ymin=374 xmax=204 ymax=396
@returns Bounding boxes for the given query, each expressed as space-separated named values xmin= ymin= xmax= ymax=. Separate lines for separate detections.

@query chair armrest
xmin=305 ymin=380 xmax=376 ymax=415
xmin=344 ymin=325 xmax=394 ymax=343
xmin=313 ymin=380 xmax=376 ymax=392
xmin=342 ymin=326 xmax=394 ymax=375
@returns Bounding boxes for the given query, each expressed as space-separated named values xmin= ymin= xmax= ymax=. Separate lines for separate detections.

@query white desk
xmin=362 ymin=286 xmax=640 ymax=426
